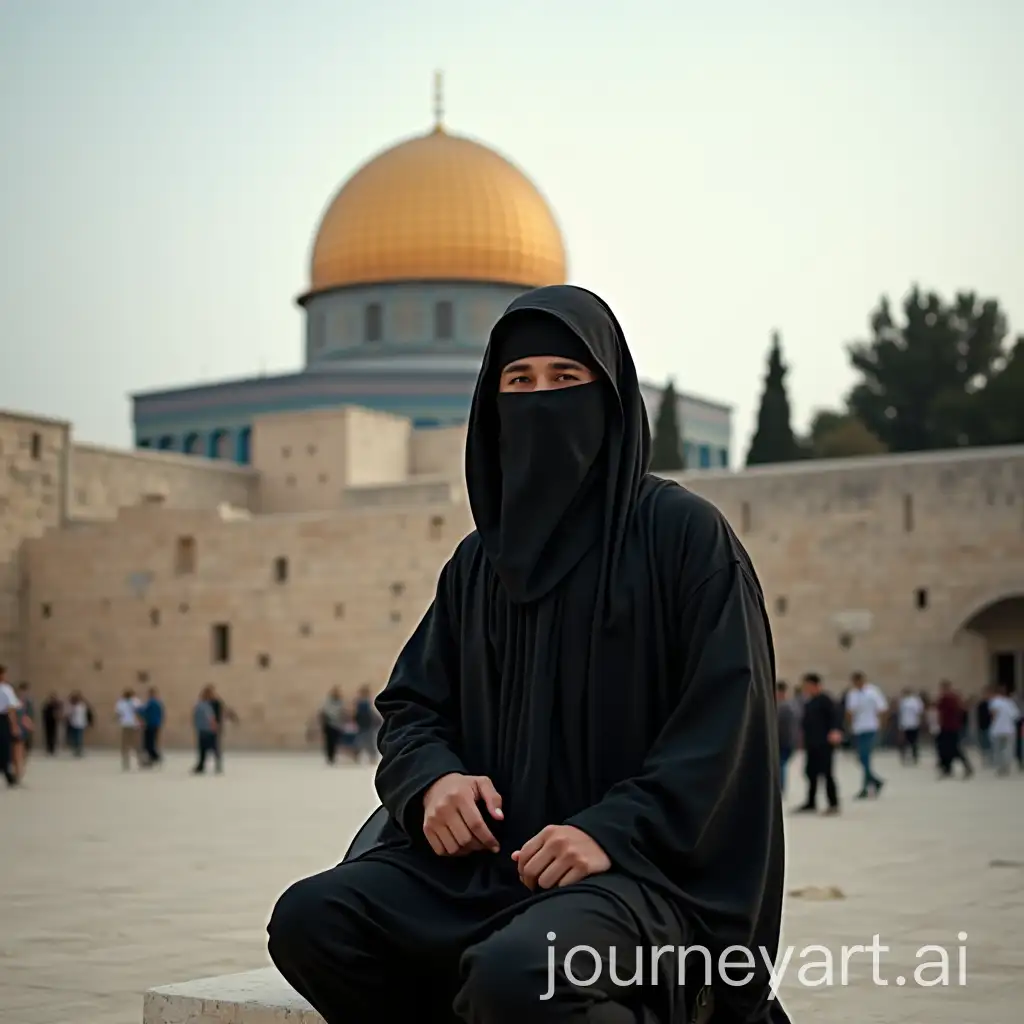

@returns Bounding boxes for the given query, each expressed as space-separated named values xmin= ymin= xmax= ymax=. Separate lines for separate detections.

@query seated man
xmin=268 ymin=286 xmax=789 ymax=1024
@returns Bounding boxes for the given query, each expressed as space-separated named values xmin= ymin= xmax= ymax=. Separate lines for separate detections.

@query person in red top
xmin=935 ymin=680 xmax=974 ymax=779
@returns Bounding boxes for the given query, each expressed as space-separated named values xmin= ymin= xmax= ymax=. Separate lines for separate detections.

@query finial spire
xmin=433 ymin=69 xmax=444 ymax=131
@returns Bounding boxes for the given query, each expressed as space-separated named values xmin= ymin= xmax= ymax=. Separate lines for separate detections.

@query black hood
xmin=465 ymin=284 xmax=651 ymax=609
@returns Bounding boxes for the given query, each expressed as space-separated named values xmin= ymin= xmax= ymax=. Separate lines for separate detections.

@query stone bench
xmin=144 ymin=968 xmax=322 ymax=1024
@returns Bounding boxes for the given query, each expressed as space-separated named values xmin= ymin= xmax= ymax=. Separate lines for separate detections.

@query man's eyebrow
xmin=500 ymin=359 xmax=586 ymax=373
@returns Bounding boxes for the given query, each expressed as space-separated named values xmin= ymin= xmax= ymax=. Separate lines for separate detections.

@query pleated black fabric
xmin=363 ymin=285 xmax=789 ymax=1023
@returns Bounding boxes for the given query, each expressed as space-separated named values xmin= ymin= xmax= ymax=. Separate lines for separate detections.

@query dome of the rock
xmin=306 ymin=125 xmax=567 ymax=294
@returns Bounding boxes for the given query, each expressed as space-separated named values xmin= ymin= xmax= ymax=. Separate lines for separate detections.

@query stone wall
xmin=0 ymin=412 xmax=70 ymax=676
xmin=666 ymin=444 xmax=1024 ymax=691
xmin=70 ymin=443 xmax=257 ymax=521
xmin=22 ymin=499 xmax=473 ymax=749
xmin=251 ymin=406 xmax=410 ymax=514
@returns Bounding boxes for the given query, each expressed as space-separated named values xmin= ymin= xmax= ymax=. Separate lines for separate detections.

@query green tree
xmin=746 ymin=330 xmax=801 ymax=465
xmin=845 ymin=287 xmax=1011 ymax=451
xmin=650 ymin=379 xmax=685 ymax=471
xmin=964 ymin=335 xmax=1024 ymax=445
xmin=806 ymin=411 xmax=887 ymax=459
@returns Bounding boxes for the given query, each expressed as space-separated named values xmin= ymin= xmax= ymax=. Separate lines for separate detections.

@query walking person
xmin=976 ymin=693 xmax=994 ymax=766
xmin=935 ymin=680 xmax=974 ymax=778
xmin=352 ymin=685 xmax=380 ymax=764
xmin=845 ymin=671 xmax=888 ymax=798
xmin=65 ymin=691 xmax=89 ymax=756
xmin=776 ymin=681 xmax=799 ymax=796
xmin=320 ymin=688 xmax=345 ymax=765
xmin=206 ymin=686 xmax=236 ymax=772
xmin=898 ymin=687 xmax=924 ymax=764
xmin=0 ymin=665 xmax=21 ymax=787
xmin=12 ymin=683 xmax=35 ymax=782
xmin=192 ymin=685 xmax=220 ymax=775
xmin=115 ymin=688 xmax=143 ymax=770
xmin=987 ymin=684 xmax=1021 ymax=777
xmin=795 ymin=673 xmax=843 ymax=815
xmin=140 ymin=687 xmax=164 ymax=766
xmin=41 ymin=692 xmax=62 ymax=755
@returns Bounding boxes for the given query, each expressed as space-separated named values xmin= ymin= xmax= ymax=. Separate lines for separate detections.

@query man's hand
xmin=512 ymin=825 xmax=611 ymax=890
xmin=827 ymin=729 xmax=843 ymax=746
xmin=422 ymin=773 xmax=503 ymax=856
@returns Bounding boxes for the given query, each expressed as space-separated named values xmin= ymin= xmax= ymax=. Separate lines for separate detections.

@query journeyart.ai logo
xmin=541 ymin=932 xmax=970 ymax=1000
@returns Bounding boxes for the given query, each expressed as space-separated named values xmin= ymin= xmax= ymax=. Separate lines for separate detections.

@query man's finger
xmin=458 ymin=799 xmax=499 ymax=851
xmin=537 ymin=856 xmax=572 ymax=890
xmin=556 ymin=864 xmax=587 ymax=887
xmin=436 ymin=825 xmax=461 ymax=856
xmin=423 ymin=827 xmax=446 ymax=857
xmin=445 ymin=812 xmax=476 ymax=851
xmin=475 ymin=776 xmax=504 ymax=819
xmin=516 ymin=827 xmax=548 ymax=868
xmin=520 ymin=843 xmax=558 ymax=889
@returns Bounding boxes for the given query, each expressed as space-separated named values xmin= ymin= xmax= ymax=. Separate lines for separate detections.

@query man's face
xmin=498 ymin=355 xmax=597 ymax=393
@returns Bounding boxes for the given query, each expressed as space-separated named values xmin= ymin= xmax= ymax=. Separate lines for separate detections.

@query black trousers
xmin=937 ymin=730 xmax=972 ymax=775
xmin=44 ymin=718 xmax=58 ymax=755
xmin=194 ymin=731 xmax=221 ymax=772
xmin=900 ymin=727 xmax=920 ymax=763
xmin=268 ymin=857 xmax=695 ymax=1024
xmin=803 ymin=745 xmax=838 ymax=809
xmin=143 ymin=725 xmax=161 ymax=763
xmin=322 ymin=724 xmax=340 ymax=764
xmin=0 ymin=716 xmax=15 ymax=786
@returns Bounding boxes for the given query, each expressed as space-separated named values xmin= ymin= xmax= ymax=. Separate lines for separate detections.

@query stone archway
xmin=956 ymin=592 xmax=1024 ymax=693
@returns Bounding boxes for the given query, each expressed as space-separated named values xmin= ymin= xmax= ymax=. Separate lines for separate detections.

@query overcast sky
xmin=1 ymin=0 xmax=1020 ymax=462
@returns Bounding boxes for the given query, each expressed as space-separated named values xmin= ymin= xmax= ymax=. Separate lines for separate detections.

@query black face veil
xmin=465 ymin=285 xmax=651 ymax=607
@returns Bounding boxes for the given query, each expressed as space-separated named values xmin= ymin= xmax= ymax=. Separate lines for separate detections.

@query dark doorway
xmin=991 ymin=651 xmax=1021 ymax=693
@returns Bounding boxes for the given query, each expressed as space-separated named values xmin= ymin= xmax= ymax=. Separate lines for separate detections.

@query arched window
xmin=236 ymin=427 xmax=252 ymax=464
xmin=183 ymin=432 xmax=202 ymax=454
xmin=157 ymin=436 xmax=175 ymax=450
xmin=208 ymin=430 xmax=230 ymax=459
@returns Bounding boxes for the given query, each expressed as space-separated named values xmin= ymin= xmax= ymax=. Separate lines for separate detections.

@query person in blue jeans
xmin=141 ymin=686 xmax=164 ymax=766
xmin=845 ymin=672 xmax=888 ymax=797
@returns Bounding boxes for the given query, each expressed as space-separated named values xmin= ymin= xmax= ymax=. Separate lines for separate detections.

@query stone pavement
xmin=2 ymin=747 xmax=1022 ymax=1024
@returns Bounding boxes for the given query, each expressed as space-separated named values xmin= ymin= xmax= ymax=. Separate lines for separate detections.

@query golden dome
xmin=307 ymin=125 xmax=567 ymax=294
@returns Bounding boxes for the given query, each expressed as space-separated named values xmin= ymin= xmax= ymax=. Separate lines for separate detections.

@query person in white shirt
xmin=897 ymin=688 xmax=925 ymax=764
xmin=845 ymin=671 xmax=889 ymax=798
xmin=115 ymin=688 xmax=144 ymax=770
xmin=65 ymin=692 xmax=90 ymax=756
xmin=0 ymin=664 xmax=21 ymax=786
xmin=987 ymin=684 xmax=1022 ymax=777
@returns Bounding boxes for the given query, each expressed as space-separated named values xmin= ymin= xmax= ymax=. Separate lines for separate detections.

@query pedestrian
xmin=192 ymin=685 xmax=220 ymax=775
xmin=319 ymin=688 xmax=345 ymax=764
xmin=935 ymin=680 xmax=974 ymax=779
xmin=41 ymin=692 xmax=62 ymax=755
xmin=845 ymin=671 xmax=888 ymax=798
xmin=795 ymin=673 xmax=843 ymax=815
xmin=140 ymin=687 xmax=164 ymax=766
xmin=898 ymin=687 xmax=924 ymax=764
xmin=987 ymin=684 xmax=1021 ymax=777
xmin=114 ymin=688 xmax=143 ymax=770
xmin=0 ymin=665 xmax=21 ymax=786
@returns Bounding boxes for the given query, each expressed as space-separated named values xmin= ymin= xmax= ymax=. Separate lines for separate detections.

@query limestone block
xmin=143 ymin=968 xmax=322 ymax=1024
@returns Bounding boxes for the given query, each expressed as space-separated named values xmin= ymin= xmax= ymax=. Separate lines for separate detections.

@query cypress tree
xmin=650 ymin=378 xmax=685 ymax=471
xmin=746 ymin=330 xmax=800 ymax=465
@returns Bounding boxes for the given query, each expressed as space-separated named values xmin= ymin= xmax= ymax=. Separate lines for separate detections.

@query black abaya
xmin=268 ymin=286 xmax=789 ymax=1024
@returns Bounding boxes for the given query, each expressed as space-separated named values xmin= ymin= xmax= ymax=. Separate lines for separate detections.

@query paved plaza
xmin=3 ymin=746 xmax=1022 ymax=1024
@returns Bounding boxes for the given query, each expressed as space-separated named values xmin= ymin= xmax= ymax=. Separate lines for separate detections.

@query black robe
xmin=360 ymin=286 xmax=788 ymax=1023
